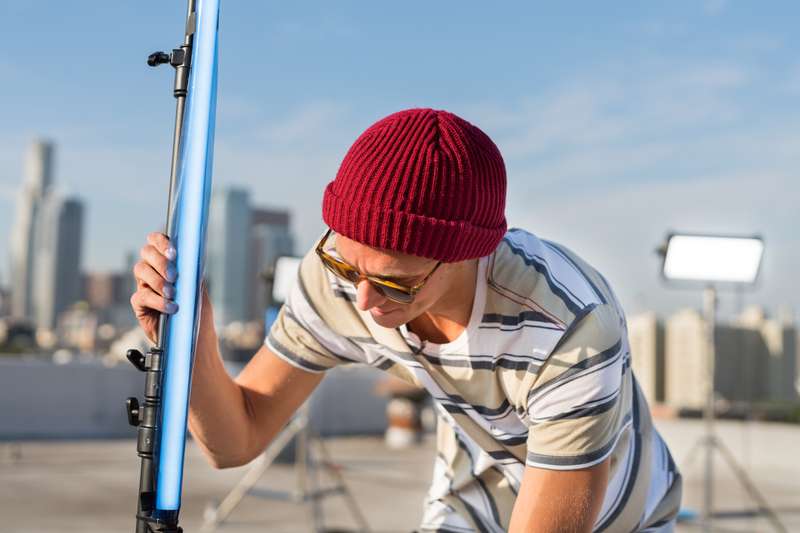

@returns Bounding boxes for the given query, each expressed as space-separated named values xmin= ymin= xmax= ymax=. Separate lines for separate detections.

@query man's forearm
xmin=187 ymin=312 xmax=255 ymax=468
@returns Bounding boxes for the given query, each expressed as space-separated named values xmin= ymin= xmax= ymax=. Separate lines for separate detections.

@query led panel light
xmin=661 ymin=233 xmax=764 ymax=284
xmin=272 ymin=256 xmax=302 ymax=304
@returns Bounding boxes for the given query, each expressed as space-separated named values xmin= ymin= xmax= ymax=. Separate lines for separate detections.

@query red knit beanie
xmin=322 ymin=108 xmax=507 ymax=262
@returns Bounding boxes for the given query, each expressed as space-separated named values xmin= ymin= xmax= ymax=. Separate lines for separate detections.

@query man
xmin=131 ymin=108 xmax=682 ymax=532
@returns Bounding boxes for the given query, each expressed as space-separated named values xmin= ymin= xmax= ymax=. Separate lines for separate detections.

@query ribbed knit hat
xmin=322 ymin=108 xmax=507 ymax=262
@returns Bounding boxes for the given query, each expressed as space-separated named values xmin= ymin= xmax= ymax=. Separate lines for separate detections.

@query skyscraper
xmin=9 ymin=140 xmax=84 ymax=330
xmin=33 ymin=195 xmax=84 ymax=330
xmin=206 ymin=187 xmax=251 ymax=326
xmin=9 ymin=140 xmax=55 ymax=321
xmin=205 ymin=187 xmax=295 ymax=327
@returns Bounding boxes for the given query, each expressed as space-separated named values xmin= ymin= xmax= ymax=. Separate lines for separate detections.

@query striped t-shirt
xmin=266 ymin=228 xmax=682 ymax=532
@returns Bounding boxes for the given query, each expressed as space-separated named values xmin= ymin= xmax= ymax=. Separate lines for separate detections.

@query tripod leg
xmin=308 ymin=438 xmax=326 ymax=533
xmin=682 ymin=436 xmax=704 ymax=472
xmin=315 ymin=437 xmax=372 ymax=533
xmin=199 ymin=416 xmax=306 ymax=532
xmin=711 ymin=436 xmax=787 ymax=533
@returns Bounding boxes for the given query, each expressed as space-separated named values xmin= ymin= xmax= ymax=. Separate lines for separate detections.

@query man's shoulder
xmin=488 ymin=228 xmax=623 ymax=330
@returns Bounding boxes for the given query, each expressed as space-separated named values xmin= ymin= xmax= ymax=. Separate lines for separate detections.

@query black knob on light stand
xmin=147 ymin=51 xmax=171 ymax=67
xmin=127 ymin=397 xmax=141 ymax=427
xmin=127 ymin=349 xmax=147 ymax=372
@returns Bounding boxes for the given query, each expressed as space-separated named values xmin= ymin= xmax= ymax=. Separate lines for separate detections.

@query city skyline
xmin=0 ymin=2 xmax=798 ymax=321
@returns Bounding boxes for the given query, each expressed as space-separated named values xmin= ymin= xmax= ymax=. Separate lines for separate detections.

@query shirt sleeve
xmin=264 ymin=252 xmax=364 ymax=373
xmin=523 ymin=303 xmax=630 ymax=470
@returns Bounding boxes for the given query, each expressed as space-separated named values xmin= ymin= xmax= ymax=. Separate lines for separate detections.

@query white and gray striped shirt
xmin=267 ymin=228 xmax=682 ymax=532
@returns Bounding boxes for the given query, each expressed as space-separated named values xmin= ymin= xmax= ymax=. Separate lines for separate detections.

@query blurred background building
xmin=629 ymin=305 xmax=799 ymax=410
xmin=2 ymin=141 xmax=295 ymax=363
xmin=206 ymin=186 xmax=295 ymax=361
xmin=8 ymin=140 xmax=85 ymax=333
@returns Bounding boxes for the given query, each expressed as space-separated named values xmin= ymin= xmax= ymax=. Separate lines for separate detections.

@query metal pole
xmin=702 ymin=285 xmax=717 ymax=532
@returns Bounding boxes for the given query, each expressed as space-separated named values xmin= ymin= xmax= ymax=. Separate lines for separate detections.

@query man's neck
xmin=408 ymin=259 xmax=479 ymax=344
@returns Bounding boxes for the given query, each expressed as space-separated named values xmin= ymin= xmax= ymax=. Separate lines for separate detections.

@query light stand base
xmin=199 ymin=404 xmax=371 ymax=533
xmin=681 ymin=433 xmax=786 ymax=532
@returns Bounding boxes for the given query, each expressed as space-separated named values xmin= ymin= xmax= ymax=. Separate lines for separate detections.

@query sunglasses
xmin=315 ymin=229 xmax=442 ymax=304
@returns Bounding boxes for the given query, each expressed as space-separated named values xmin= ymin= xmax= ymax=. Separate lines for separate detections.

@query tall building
xmin=628 ymin=312 xmax=666 ymax=404
xmin=735 ymin=306 xmax=798 ymax=402
xmin=9 ymin=140 xmax=54 ymax=320
xmin=664 ymin=309 xmax=707 ymax=409
xmin=33 ymin=195 xmax=84 ymax=330
xmin=206 ymin=187 xmax=251 ymax=326
xmin=249 ymin=208 xmax=294 ymax=318
xmin=205 ymin=187 xmax=295 ymax=327
xmin=8 ymin=140 xmax=85 ymax=330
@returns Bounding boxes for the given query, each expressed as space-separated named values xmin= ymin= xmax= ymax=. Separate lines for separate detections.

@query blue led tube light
xmin=155 ymin=0 xmax=220 ymax=515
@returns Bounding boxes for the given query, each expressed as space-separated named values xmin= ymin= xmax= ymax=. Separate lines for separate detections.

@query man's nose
xmin=355 ymin=279 xmax=387 ymax=311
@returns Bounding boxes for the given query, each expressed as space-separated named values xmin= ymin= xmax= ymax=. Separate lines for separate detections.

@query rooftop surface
xmin=1 ymin=418 xmax=798 ymax=532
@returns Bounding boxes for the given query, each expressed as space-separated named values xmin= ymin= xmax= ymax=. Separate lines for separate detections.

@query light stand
xmin=125 ymin=0 xmax=221 ymax=531
xmin=125 ymin=3 xmax=195 ymax=531
xmin=657 ymin=232 xmax=785 ymax=532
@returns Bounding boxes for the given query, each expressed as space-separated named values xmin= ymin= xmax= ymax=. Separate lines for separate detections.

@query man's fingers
xmin=131 ymin=287 xmax=179 ymax=316
xmin=140 ymin=243 xmax=177 ymax=283
xmin=133 ymin=260 xmax=175 ymax=299
xmin=147 ymin=231 xmax=177 ymax=261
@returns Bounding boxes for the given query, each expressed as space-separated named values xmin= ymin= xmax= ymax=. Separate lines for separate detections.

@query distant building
xmin=9 ymin=140 xmax=84 ymax=330
xmin=663 ymin=306 xmax=797 ymax=409
xmin=205 ymin=187 xmax=295 ymax=329
xmin=34 ymin=196 xmax=84 ymax=330
xmin=735 ymin=306 xmax=798 ymax=402
xmin=206 ymin=187 xmax=252 ymax=326
xmin=9 ymin=140 xmax=54 ymax=320
xmin=664 ymin=309 xmax=707 ymax=409
xmin=82 ymin=272 xmax=129 ymax=311
xmin=628 ymin=311 xmax=666 ymax=404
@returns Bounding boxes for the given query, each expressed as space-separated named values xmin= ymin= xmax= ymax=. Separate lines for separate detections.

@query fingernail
xmin=166 ymin=265 xmax=177 ymax=282
xmin=163 ymin=284 xmax=175 ymax=299
xmin=165 ymin=301 xmax=179 ymax=314
xmin=165 ymin=247 xmax=177 ymax=261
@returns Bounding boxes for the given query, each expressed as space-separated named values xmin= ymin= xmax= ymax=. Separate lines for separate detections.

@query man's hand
xmin=508 ymin=458 xmax=610 ymax=533
xmin=130 ymin=231 xmax=180 ymax=344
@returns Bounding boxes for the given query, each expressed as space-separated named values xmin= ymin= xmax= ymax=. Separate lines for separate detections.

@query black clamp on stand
xmin=125 ymin=2 xmax=197 ymax=532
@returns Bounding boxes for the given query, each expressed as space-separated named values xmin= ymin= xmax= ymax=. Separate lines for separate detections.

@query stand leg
xmin=315 ymin=438 xmax=372 ymax=532
xmin=308 ymin=439 xmax=326 ymax=533
xmin=711 ymin=436 xmax=787 ymax=533
xmin=199 ymin=416 xmax=306 ymax=532
xmin=682 ymin=437 xmax=703 ymax=472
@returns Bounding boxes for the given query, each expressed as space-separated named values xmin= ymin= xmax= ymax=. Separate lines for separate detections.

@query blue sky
xmin=1 ymin=1 xmax=798 ymax=319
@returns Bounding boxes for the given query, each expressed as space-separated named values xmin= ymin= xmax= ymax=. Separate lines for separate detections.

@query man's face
xmin=333 ymin=234 xmax=450 ymax=328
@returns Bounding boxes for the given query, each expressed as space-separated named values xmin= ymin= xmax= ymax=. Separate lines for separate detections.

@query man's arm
xmin=509 ymin=458 xmax=610 ymax=533
xmin=187 ymin=288 xmax=324 ymax=468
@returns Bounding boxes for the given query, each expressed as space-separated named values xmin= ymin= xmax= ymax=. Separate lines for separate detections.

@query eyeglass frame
xmin=315 ymin=228 xmax=443 ymax=304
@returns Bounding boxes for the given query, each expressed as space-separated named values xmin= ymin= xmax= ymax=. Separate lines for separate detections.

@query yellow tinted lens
xmin=321 ymin=255 xmax=360 ymax=283
xmin=371 ymin=281 xmax=415 ymax=303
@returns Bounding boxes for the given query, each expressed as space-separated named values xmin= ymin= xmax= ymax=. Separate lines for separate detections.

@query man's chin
xmin=369 ymin=308 xmax=407 ymax=328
